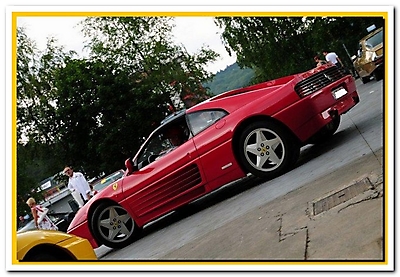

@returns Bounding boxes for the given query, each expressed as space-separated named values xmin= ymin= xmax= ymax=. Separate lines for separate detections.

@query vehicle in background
xmin=17 ymin=211 xmax=76 ymax=234
xmin=17 ymin=230 xmax=97 ymax=261
xmin=68 ymin=64 xmax=359 ymax=249
xmin=352 ymin=26 xmax=384 ymax=84
xmin=91 ymin=169 xmax=125 ymax=192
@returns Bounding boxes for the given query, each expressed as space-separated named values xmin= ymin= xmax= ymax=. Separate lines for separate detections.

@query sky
xmin=17 ymin=16 xmax=237 ymax=74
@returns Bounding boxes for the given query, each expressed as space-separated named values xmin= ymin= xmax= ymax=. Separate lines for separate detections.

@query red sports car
xmin=67 ymin=64 xmax=359 ymax=249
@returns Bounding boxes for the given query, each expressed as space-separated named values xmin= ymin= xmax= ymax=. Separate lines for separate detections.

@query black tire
xmin=307 ymin=116 xmax=341 ymax=144
xmin=23 ymin=248 xmax=73 ymax=261
xmin=374 ymin=70 xmax=383 ymax=81
xmin=361 ymin=76 xmax=370 ymax=84
xmin=91 ymin=202 xmax=139 ymax=249
xmin=238 ymin=121 xmax=300 ymax=179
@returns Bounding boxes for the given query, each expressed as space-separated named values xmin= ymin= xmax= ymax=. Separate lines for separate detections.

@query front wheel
xmin=91 ymin=202 xmax=139 ymax=249
xmin=238 ymin=121 xmax=300 ymax=179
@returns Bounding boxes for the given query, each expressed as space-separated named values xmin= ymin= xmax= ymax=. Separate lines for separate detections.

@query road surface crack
xmin=277 ymin=214 xmax=307 ymax=242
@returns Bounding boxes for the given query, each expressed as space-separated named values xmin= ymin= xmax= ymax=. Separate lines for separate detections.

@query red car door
xmin=122 ymin=138 xmax=207 ymax=225
xmin=187 ymin=110 xmax=247 ymax=192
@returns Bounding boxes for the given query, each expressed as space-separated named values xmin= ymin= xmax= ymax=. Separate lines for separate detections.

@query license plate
xmin=332 ymin=87 xmax=347 ymax=99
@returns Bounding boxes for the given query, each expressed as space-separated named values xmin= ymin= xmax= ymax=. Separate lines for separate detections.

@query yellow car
xmin=17 ymin=230 xmax=97 ymax=261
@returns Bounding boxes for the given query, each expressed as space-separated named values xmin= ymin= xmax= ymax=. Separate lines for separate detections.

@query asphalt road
xmin=96 ymin=77 xmax=384 ymax=260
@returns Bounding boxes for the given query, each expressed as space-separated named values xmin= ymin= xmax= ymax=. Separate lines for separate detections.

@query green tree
xmin=53 ymin=58 xmax=157 ymax=176
xmin=81 ymin=17 xmax=218 ymax=108
xmin=51 ymin=17 xmax=219 ymax=177
xmin=17 ymin=27 xmax=75 ymax=145
xmin=215 ymin=16 xmax=384 ymax=83
xmin=17 ymin=17 xmax=219 ymax=183
xmin=16 ymin=27 xmax=76 ymax=216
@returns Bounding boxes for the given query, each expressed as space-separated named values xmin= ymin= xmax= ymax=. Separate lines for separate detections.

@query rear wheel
xmin=238 ymin=121 xmax=300 ymax=179
xmin=91 ymin=202 xmax=139 ymax=249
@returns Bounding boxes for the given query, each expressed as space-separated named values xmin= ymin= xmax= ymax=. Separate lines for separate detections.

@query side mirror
xmin=124 ymin=158 xmax=138 ymax=176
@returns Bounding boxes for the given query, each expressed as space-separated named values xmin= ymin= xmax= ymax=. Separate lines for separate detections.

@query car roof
xmin=160 ymin=109 xmax=186 ymax=125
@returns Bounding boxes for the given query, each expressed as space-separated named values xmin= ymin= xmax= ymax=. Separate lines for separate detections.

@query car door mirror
xmin=125 ymin=158 xmax=138 ymax=176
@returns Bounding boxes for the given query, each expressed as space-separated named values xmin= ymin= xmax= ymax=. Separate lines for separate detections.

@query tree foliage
xmin=16 ymin=17 xmax=219 ymax=213
xmin=215 ymin=16 xmax=384 ymax=83
xmin=16 ymin=27 xmax=75 ymax=214
xmin=17 ymin=28 xmax=75 ymax=145
xmin=52 ymin=17 xmax=219 ymax=176
xmin=81 ymin=17 xmax=218 ymax=108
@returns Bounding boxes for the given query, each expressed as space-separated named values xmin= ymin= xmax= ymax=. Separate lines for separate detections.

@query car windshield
xmin=93 ymin=171 xmax=124 ymax=192
xmin=365 ymin=30 xmax=383 ymax=49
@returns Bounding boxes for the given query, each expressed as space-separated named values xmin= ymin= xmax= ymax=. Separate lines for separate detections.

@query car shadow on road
xmin=134 ymin=174 xmax=265 ymax=243
xmin=295 ymin=126 xmax=357 ymax=169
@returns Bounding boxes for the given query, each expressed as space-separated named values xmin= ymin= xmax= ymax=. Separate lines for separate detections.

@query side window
xmin=137 ymin=133 xmax=168 ymax=165
xmin=136 ymin=122 xmax=189 ymax=166
xmin=187 ymin=110 xmax=228 ymax=136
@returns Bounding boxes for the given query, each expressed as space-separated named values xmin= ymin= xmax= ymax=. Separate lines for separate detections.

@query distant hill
xmin=204 ymin=63 xmax=255 ymax=95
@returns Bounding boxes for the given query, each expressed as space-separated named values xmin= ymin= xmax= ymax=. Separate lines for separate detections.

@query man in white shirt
xmin=322 ymin=50 xmax=344 ymax=68
xmin=64 ymin=166 xmax=92 ymax=205
xmin=71 ymin=189 xmax=84 ymax=208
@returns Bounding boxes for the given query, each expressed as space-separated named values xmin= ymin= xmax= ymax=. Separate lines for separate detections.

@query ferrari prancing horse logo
xmin=112 ymin=182 xmax=118 ymax=190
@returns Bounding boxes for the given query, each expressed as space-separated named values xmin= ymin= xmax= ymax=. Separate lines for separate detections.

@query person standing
xmin=18 ymin=215 xmax=28 ymax=229
xmin=70 ymin=188 xmax=85 ymax=208
xmin=26 ymin=197 xmax=58 ymax=230
xmin=322 ymin=50 xmax=344 ymax=68
xmin=63 ymin=166 xmax=92 ymax=205
xmin=314 ymin=55 xmax=327 ymax=67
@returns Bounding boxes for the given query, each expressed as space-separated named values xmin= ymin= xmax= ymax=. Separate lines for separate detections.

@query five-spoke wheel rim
xmin=94 ymin=205 xmax=135 ymax=244
xmin=243 ymin=127 xmax=285 ymax=172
